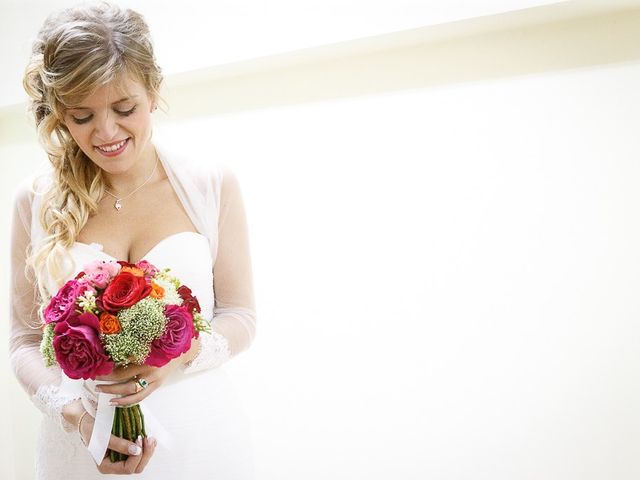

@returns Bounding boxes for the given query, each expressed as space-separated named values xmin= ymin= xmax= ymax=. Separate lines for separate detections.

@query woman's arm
xmin=183 ymin=166 xmax=257 ymax=373
xmin=9 ymin=178 xmax=84 ymax=432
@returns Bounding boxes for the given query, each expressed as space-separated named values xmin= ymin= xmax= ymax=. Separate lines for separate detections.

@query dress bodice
xmin=69 ymin=231 xmax=214 ymax=321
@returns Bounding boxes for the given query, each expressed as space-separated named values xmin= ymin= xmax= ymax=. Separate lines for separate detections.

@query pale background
xmin=2 ymin=0 xmax=640 ymax=479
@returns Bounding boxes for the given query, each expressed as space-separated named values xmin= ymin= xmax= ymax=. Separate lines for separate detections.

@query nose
xmin=94 ymin=111 xmax=119 ymax=143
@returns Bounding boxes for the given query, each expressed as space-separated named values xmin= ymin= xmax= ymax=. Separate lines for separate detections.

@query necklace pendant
xmin=114 ymin=199 xmax=122 ymax=211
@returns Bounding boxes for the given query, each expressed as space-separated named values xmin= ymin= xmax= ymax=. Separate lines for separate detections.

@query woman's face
xmin=63 ymin=75 xmax=155 ymax=176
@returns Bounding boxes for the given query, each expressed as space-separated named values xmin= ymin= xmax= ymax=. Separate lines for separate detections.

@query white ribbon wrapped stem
xmin=61 ymin=375 xmax=172 ymax=465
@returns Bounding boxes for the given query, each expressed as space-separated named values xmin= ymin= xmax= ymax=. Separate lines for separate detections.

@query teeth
xmin=98 ymin=139 xmax=126 ymax=152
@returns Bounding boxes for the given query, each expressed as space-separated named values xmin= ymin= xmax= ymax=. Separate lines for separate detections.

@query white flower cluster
xmin=152 ymin=276 xmax=183 ymax=306
xmin=77 ymin=290 xmax=98 ymax=314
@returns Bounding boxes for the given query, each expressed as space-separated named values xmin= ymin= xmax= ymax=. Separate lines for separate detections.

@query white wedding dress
xmin=9 ymin=143 xmax=257 ymax=479
xmin=35 ymin=233 xmax=255 ymax=479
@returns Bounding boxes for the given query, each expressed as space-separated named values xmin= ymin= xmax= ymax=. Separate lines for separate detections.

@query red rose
xmin=53 ymin=312 xmax=114 ymax=380
xmin=144 ymin=305 xmax=195 ymax=367
xmin=177 ymin=285 xmax=201 ymax=313
xmin=99 ymin=272 xmax=151 ymax=313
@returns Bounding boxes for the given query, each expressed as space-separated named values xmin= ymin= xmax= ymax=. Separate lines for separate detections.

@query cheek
xmin=125 ymin=115 xmax=152 ymax=138
xmin=66 ymin=125 xmax=88 ymax=146
xmin=135 ymin=113 xmax=152 ymax=129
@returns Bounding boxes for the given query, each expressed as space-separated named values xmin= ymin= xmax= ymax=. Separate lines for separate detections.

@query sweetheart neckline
xmin=73 ymin=230 xmax=208 ymax=263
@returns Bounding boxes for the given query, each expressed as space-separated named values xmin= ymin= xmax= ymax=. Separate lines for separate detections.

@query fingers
xmin=79 ymin=414 xmax=143 ymax=461
xmin=96 ymin=375 xmax=157 ymax=406
xmin=94 ymin=358 xmax=180 ymax=406
xmin=110 ymin=380 xmax=158 ymax=407
xmin=98 ymin=435 xmax=155 ymax=475
xmin=107 ymin=433 xmax=145 ymax=457
xmin=124 ymin=436 xmax=147 ymax=474
xmin=134 ymin=436 xmax=157 ymax=474
xmin=96 ymin=375 xmax=153 ymax=396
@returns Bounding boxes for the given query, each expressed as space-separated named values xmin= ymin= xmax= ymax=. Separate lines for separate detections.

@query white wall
xmin=0 ymin=0 xmax=565 ymax=107
xmin=3 ymin=3 xmax=640 ymax=479
xmin=155 ymin=61 xmax=640 ymax=479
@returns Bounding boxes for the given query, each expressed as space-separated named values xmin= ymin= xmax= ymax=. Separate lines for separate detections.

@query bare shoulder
xmin=219 ymin=163 xmax=243 ymax=191
xmin=219 ymin=165 xmax=249 ymax=213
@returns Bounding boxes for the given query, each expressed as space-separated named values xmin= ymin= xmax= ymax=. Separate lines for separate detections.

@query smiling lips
xmin=95 ymin=138 xmax=130 ymax=156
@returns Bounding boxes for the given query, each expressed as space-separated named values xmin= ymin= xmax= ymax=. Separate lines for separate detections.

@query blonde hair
xmin=23 ymin=1 xmax=163 ymax=308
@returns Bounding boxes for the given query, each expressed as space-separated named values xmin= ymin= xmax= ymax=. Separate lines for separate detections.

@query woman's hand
xmin=63 ymin=400 xmax=156 ymax=474
xmin=80 ymin=410 xmax=157 ymax=474
xmin=94 ymin=336 xmax=201 ymax=406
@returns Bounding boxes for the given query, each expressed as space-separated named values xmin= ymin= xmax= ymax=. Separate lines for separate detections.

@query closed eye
xmin=72 ymin=115 xmax=92 ymax=125
xmin=70 ymin=106 xmax=137 ymax=125
xmin=116 ymin=106 xmax=137 ymax=116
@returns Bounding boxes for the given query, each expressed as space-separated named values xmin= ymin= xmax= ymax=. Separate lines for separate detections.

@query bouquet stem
xmin=108 ymin=405 xmax=146 ymax=462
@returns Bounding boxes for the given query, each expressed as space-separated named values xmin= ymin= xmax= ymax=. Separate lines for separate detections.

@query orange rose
xmin=150 ymin=282 xmax=165 ymax=299
xmin=120 ymin=266 xmax=145 ymax=277
xmin=99 ymin=312 xmax=121 ymax=334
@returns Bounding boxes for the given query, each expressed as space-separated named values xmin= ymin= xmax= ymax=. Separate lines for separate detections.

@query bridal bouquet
xmin=39 ymin=258 xmax=210 ymax=461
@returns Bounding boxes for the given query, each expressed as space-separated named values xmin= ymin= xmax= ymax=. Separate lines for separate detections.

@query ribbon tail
xmin=139 ymin=401 xmax=173 ymax=450
xmin=88 ymin=391 xmax=116 ymax=465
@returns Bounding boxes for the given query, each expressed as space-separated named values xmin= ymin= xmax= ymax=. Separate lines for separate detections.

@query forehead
xmin=69 ymin=75 xmax=148 ymax=109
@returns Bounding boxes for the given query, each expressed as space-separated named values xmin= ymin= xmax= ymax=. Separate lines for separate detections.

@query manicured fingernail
xmin=149 ymin=437 xmax=157 ymax=447
xmin=137 ymin=435 xmax=142 ymax=445
xmin=128 ymin=443 xmax=142 ymax=456
xmin=109 ymin=400 xmax=118 ymax=406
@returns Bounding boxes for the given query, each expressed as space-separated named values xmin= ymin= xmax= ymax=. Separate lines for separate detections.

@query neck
xmin=103 ymin=144 xmax=159 ymax=197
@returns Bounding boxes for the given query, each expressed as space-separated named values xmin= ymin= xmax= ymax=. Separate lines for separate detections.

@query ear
xmin=147 ymin=92 xmax=158 ymax=112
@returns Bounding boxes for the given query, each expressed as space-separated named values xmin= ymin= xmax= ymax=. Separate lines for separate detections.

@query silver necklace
xmin=104 ymin=155 xmax=159 ymax=211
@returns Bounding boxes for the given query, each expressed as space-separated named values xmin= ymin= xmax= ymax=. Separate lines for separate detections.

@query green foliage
xmin=192 ymin=311 xmax=211 ymax=334
xmin=40 ymin=323 xmax=57 ymax=367
xmin=103 ymin=298 xmax=165 ymax=366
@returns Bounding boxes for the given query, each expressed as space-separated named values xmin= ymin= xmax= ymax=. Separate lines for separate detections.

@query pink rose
xmin=43 ymin=279 xmax=86 ymax=324
xmin=136 ymin=260 xmax=159 ymax=279
xmin=81 ymin=260 xmax=121 ymax=289
xmin=53 ymin=312 xmax=114 ymax=379
xmin=144 ymin=305 xmax=195 ymax=367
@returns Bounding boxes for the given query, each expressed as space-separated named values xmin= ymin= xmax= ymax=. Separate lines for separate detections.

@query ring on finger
xmin=137 ymin=377 xmax=149 ymax=391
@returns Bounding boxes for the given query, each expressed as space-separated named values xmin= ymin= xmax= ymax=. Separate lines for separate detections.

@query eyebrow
xmin=70 ymin=95 xmax=140 ymax=110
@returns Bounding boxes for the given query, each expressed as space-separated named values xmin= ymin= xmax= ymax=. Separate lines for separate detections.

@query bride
xmin=9 ymin=2 xmax=257 ymax=478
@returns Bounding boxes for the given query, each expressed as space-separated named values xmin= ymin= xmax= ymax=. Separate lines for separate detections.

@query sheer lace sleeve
xmin=183 ymin=166 xmax=257 ymax=373
xmin=9 ymin=178 xmax=82 ymax=432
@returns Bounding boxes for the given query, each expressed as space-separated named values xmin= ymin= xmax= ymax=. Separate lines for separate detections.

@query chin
xmin=104 ymin=163 xmax=135 ymax=174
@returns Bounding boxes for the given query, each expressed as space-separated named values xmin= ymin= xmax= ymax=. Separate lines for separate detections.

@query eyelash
xmin=72 ymin=106 xmax=137 ymax=125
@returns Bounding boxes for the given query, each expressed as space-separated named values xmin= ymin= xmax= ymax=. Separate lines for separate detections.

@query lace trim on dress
xmin=31 ymin=384 xmax=83 ymax=433
xmin=183 ymin=331 xmax=231 ymax=374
